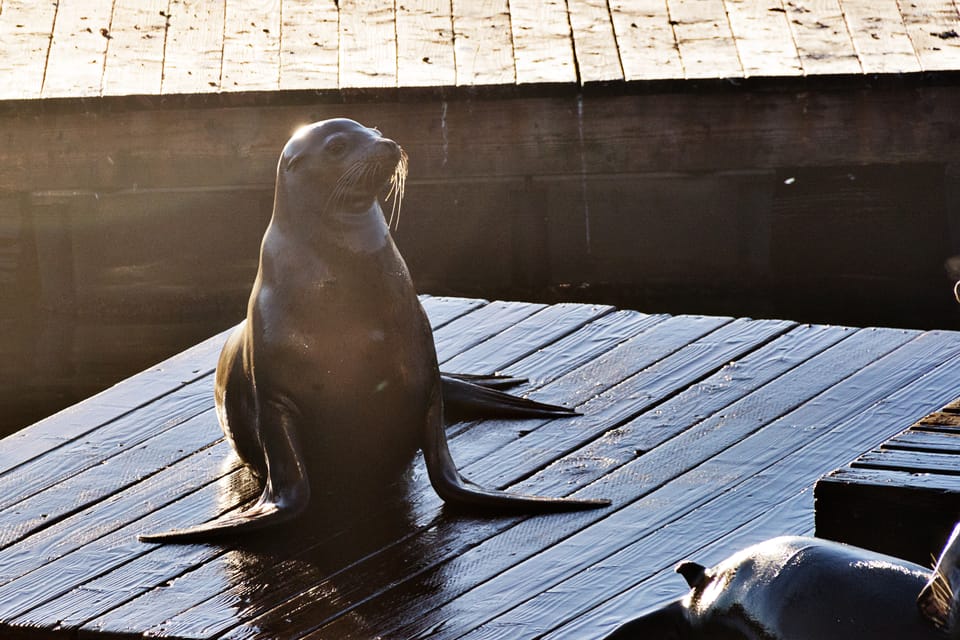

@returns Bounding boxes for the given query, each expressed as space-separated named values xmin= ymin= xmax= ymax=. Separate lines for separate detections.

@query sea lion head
xmin=278 ymin=118 xmax=407 ymax=224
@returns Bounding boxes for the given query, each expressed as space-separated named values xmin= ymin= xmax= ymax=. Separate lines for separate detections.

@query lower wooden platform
xmin=816 ymin=398 xmax=960 ymax=566
xmin=1 ymin=296 xmax=959 ymax=639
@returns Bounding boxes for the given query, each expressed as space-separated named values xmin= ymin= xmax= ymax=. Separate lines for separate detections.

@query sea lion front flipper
xmin=139 ymin=401 xmax=311 ymax=543
xmin=918 ymin=521 xmax=960 ymax=629
xmin=440 ymin=374 xmax=578 ymax=421
xmin=422 ymin=381 xmax=610 ymax=512
xmin=601 ymin=600 xmax=690 ymax=639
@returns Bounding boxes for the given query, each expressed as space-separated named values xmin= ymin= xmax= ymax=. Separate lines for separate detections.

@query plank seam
xmin=500 ymin=318 xmax=794 ymax=489
xmin=37 ymin=0 xmax=61 ymax=98
xmin=663 ymin=0 xmax=686 ymax=78
xmin=98 ymin=0 xmax=119 ymax=96
xmin=159 ymin=0 xmax=173 ymax=92
xmin=720 ymin=0 xmax=747 ymax=78
xmin=0 ymin=366 xmax=216 ymax=482
xmin=217 ymin=0 xmax=227 ymax=90
xmin=561 ymin=0 xmax=584 ymax=86
xmin=0 ymin=435 xmax=226 ymax=553
xmin=447 ymin=0 xmax=457 ymax=85
xmin=5 ymin=460 xmax=247 ymax=628
xmin=775 ymin=0 xmax=805 ymax=75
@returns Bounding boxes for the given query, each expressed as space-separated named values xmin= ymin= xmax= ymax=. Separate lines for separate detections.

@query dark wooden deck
xmin=1 ymin=296 xmax=959 ymax=639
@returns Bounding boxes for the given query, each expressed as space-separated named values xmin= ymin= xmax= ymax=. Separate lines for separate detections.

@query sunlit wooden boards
xmin=1 ymin=297 xmax=959 ymax=638
xmin=2 ymin=0 xmax=960 ymax=100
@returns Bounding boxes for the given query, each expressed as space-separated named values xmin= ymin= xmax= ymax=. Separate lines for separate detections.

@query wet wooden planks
xmin=3 ymin=0 xmax=960 ymax=101
xmin=0 ymin=298 xmax=958 ymax=638
xmin=816 ymin=396 xmax=960 ymax=567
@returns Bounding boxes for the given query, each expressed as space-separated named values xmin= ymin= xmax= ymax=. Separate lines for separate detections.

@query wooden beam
xmin=279 ymin=0 xmax=339 ymax=91
xmin=784 ymin=0 xmax=862 ymax=75
xmin=396 ymin=0 xmax=456 ymax=88
xmin=725 ymin=0 xmax=803 ymax=77
xmin=510 ymin=0 xmax=577 ymax=85
xmin=101 ymin=0 xmax=168 ymax=97
xmin=0 ymin=0 xmax=57 ymax=100
xmin=221 ymin=0 xmax=281 ymax=92
xmin=841 ymin=0 xmax=921 ymax=74
xmin=451 ymin=0 xmax=515 ymax=86
xmin=42 ymin=0 xmax=114 ymax=98
xmin=668 ymin=0 xmax=744 ymax=79
xmin=610 ymin=0 xmax=683 ymax=81
xmin=339 ymin=0 xmax=396 ymax=89
xmin=899 ymin=0 xmax=960 ymax=72
xmin=162 ymin=0 xmax=225 ymax=94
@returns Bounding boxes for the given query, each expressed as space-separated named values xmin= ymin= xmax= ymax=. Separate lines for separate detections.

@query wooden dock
xmin=1 ymin=296 xmax=959 ymax=638
xmin=3 ymin=0 xmax=960 ymax=99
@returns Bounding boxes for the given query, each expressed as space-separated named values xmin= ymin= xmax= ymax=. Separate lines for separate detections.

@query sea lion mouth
xmin=326 ymin=142 xmax=408 ymax=228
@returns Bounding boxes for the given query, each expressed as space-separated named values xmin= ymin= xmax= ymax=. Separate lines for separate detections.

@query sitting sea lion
xmin=140 ymin=119 xmax=608 ymax=543
xmin=604 ymin=523 xmax=960 ymax=639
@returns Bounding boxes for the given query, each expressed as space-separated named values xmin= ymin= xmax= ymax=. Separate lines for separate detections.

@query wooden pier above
xmin=1 ymin=297 xmax=960 ymax=638
xmin=2 ymin=0 xmax=960 ymax=101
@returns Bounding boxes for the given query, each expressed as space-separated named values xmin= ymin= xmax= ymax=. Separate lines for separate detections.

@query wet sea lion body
xmin=141 ymin=119 xmax=607 ymax=543
xmin=605 ymin=524 xmax=960 ymax=639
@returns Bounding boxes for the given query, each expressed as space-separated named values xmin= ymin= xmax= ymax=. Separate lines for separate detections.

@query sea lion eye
xmin=325 ymin=134 xmax=348 ymax=156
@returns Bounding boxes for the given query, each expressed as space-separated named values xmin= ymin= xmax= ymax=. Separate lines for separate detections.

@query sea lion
xmin=140 ymin=119 xmax=608 ymax=543
xmin=603 ymin=523 xmax=960 ymax=639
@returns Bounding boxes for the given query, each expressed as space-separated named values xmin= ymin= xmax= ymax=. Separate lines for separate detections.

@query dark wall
xmin=1 ymin=82 xmax=959 ymax=433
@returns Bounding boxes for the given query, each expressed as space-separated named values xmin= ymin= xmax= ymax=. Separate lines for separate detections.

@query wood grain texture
xmin=567 ymin=0 xmax=624 ymax=83
xmin=339 ymin=0 xmax=396 ymax=89
xmin=451 ymin=0 xmax=516 ymax=86
xmin=221 ymin=0 xmax=281 ymax=91
xmin=162 ymin=0 xmax=226 ymax=93
xmin=842 ymin=0 xmax=921 ymax=73
xmin=279 ymin=0 xmax=339 ymax=90
xmin=784 ymin=0 xmax=862 ymax=75
xmin=3 ymin=0 xmax=960 ymax=103
xmin=609 ymin=0 xmax=684 ymax=80
xmin=510 ymin=0 xmax=577 ymax=85
xmin=101 ymin=0 xmax=169 ymax=96
xmin=41 ymin=0 xmax=114 ymax=98
xmin=0 ymin=0 xmax=58 ymax=99
xmin=396 ymin=0 xmax=456 ymax=88
xmin=724 ymin=0 xmax=803 ymax=77
xmin=899 ymin=0 xmax=960 ymax=71
xmin=669 ymin=0 xmax=744 ymax=78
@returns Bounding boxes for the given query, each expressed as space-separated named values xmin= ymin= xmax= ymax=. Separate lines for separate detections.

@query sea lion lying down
xmin=604 ymin=523 xmax=960 ymax=639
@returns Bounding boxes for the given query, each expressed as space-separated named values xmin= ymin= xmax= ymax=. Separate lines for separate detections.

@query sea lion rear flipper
xmin=422 ymin=382 xmax=609 ymax=512
xmin=440 ymin=374 xmax=578 ymax=421
xmin=441 ymin=371 xmax=526 ymax=390
xmin=139 ymin=402 xmax=311 ymax=543
xmin=601 ymin=600 xmax=690 ymax=639
xmin=918 ymin=521 xmax=960 ymax=629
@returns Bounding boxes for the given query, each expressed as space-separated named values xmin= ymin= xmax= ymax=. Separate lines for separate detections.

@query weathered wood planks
xmin=1 ymin=297 xmax=958 ymax=638
xmin=2 ymin=0 xmax=960 ymax=101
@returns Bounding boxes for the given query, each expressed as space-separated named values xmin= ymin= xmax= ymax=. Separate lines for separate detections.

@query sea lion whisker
xmin=325 ymin=161 xmax=369 ymax=214
xmin=385 ymin=150 xmax=408 ymax=230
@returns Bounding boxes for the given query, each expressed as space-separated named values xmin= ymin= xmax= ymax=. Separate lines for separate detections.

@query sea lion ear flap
xmin=676 ymin=561 xmax=708 ymax=588
xmin=918 ymin=522 xmax=960 ymax=631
